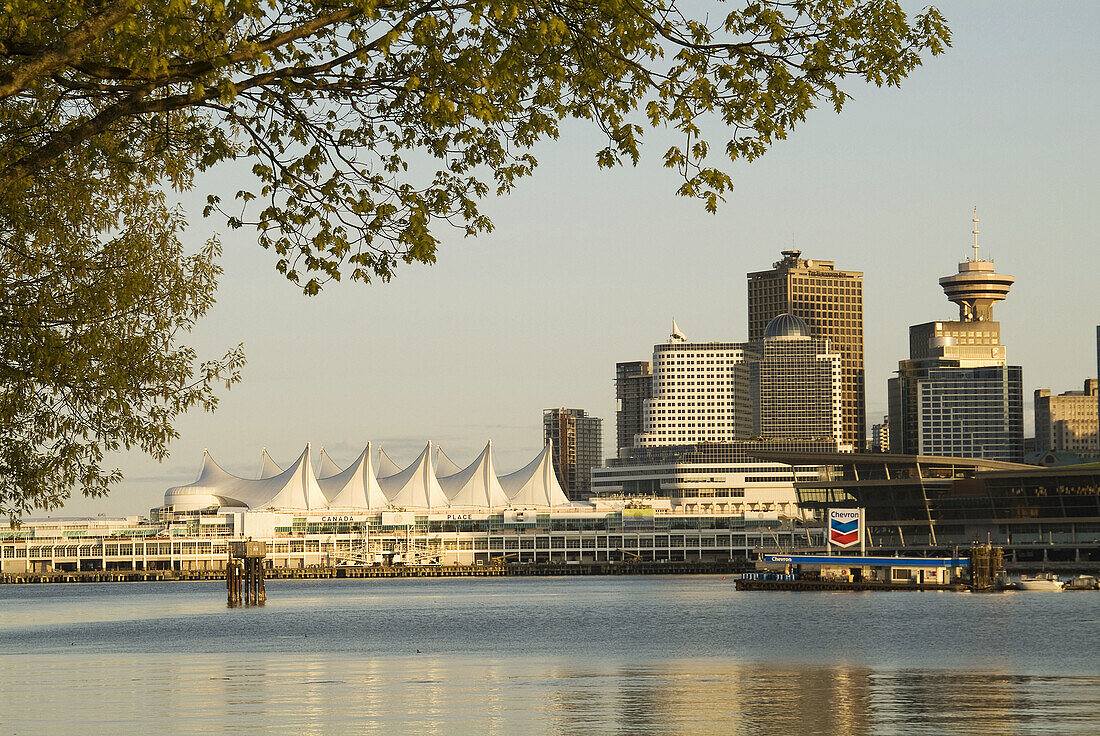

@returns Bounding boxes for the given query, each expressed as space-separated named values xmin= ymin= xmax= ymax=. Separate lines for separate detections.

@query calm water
xmin=1 ymin=576 xmax=1098 ymax=734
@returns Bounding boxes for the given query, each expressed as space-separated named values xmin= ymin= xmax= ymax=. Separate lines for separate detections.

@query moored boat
xmin=1064 ymin=575 xmax=1099 ymax=591
xmin=1017 ymin=572 xmax=1064 ymax=591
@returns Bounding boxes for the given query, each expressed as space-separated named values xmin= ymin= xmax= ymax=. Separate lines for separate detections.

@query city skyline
xmin=56 ymin=2 xmax=1100 ymax=517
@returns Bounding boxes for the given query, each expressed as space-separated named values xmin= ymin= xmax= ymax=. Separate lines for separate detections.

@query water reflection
xmin=4 ymin=655 xmax=1098 ymax=735
xmin=3 ymin=580 xmax=1098 ymax=734
xmin=544 ymin=662 xmax=875 ymax=736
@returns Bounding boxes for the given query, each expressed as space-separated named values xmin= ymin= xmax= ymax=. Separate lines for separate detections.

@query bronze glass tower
xmin=747 ymin=251 xmax=865 ymax=448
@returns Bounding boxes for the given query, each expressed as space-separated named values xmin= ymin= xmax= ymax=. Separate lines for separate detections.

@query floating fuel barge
xmin=741 ymin=544 xmax=1005 ymax=592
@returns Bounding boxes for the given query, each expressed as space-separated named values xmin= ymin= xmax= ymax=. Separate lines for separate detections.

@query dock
xmin=735 ymin=577 xmax=967 ymax=592
xmin=0 ymin=560 xmax=749 ymax=584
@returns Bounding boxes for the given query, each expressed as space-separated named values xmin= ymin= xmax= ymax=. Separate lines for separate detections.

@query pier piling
xmin=227 ymin=540 xmax=268 ymax=606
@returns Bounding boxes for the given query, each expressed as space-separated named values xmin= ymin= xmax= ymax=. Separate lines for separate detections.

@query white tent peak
xmin=434 ymin=446 xmax=464 ymax=478
xmin=196 ymin=449 xmax=243 ymax=485
xmin=322 ymin=443 xmax=388 ymax=509
xmin=258 ymin=445 xmax=329 ymax=510
xmin=378 ymin=442 xmax=448 ymax=509
xmin=258 ymin=448 xmax=283 ymax=479
xmin=499 ymin=441 xmax=570 ymax=507
xmin=376 ymin=446 xmax=403 ymax=478
xmin=439 ymin=441 xmax=510 ymax=508
xmin=317 ymin=447 xmax=344 ymax=479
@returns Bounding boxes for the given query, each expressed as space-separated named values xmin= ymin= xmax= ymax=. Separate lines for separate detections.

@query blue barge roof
xmin=763 ymin=554 xmax=970 ymax=567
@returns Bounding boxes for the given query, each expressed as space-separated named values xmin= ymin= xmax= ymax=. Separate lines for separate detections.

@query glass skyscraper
xmin=892 ymin=363 xmax=1024 ymax=460
xmin=615 ymin=360 xmax=653 ymax=458
xmin=887 ymin=221 xmax=1024 ymax=462
xmin=741 ymin=314 xmax=843 ymax=442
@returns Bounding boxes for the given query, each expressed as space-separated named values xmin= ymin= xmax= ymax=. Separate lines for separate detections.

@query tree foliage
xmin=0 ymin=0 xmax=948 ymax=512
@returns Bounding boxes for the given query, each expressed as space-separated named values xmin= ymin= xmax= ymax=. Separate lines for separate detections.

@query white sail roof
xmin=163 ymin=441 xmax=570 ymax=512
xmin=434 ymin=446 xmax=464 ymax=478
xmin=252 ymin=445 xmax=329 ymax=510
xmin=258 ymin=449 xmax=283 ymax=479
xmin=320 ymin=444 xmax=389 ymax=509
xmin=165 ymin=446 xmax=328 ymax=511
xmin=317 ymin=448 xmax=344 ymax=479
xmin=499 ymin=442 xmax=570 ymax=507
xmin=376 ymin=447 xmax=403 ymax=478
xmin=438 ymin=442 xmax=511 ymax=508
xmin=163 ymin=450 xmax=250 ymax=510
xmin=378 ymin=442 xmax=449 ymax=509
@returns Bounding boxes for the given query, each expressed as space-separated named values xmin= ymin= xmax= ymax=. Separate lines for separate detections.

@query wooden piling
xmin=227 ymin=540 xmax=268 ymax=606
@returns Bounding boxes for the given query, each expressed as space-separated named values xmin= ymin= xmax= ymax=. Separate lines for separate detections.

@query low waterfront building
xmin=592 ymin=439 xmax=841 ymax=520
xmin=754 ymin=450 xmax=1100 ymax=566
xmin=756 ymin=553 xmax=970 ymax=586
xmin=0 ymin=506 xmax=819 ymax=573
xmin=0 ymin=442 xmax=820 ymax=573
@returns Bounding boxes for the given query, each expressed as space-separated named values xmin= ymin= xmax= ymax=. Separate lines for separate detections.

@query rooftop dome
xmin=763 ymin=313 xmax=812 ymax=340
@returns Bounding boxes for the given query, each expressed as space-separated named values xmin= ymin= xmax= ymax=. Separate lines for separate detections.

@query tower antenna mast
xmin=971 ymin=206 xmax=980 ymax=262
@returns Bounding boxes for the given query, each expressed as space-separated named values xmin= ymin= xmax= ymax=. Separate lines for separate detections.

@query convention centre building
xmin=1 ymin=441 xmax=821 ymax=573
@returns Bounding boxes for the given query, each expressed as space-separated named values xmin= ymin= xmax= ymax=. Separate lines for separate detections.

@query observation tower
xmin=938 ymin=209 xmax=1014 ymax=322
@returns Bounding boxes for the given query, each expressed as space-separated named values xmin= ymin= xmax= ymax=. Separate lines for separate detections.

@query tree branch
xmin=0 ymin=0 xmax=139 ymax=99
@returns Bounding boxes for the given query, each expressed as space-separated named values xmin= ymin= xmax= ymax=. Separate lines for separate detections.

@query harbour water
xmin=2 ymin=576 xmax=1099 ymax=734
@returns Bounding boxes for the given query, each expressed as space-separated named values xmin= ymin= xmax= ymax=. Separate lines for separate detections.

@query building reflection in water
xmin=541 ymin=661 xmax=1099 ymax=736
xmin=4 ymin=654 xmax=1099 ymax=735
xmin=544 ymin=661 xmax=871 ymax=736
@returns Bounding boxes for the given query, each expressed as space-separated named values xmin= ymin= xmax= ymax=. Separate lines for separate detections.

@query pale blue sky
xmin=58 ymin=2 xmax=1099 ymax=517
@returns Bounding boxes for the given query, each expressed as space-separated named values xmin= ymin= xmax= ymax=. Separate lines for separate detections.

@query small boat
xmin=1064 ymin=575 xmax=1099 ymax=591
xmin=1017 ymin=572 xmax=1064 ymax=591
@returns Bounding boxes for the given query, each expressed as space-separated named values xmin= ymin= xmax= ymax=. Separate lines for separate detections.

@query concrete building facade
xmin=870 ymin=416 xmax=889 ymax=453
xmin=1034 ymin=380 xmax=1099 ymax=456
xmin=635 ymin=325 xmax=745 ymax=447
xmin=600 ymin=316 xmax=847 ymax=520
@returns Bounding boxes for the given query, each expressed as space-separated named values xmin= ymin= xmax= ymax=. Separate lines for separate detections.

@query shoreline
xmin=0 ymin=560 xmax=750 ymax=584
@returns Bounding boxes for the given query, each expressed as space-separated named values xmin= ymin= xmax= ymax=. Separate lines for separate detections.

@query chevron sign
xmin=828 ymin=509 xmax=862 ymax=548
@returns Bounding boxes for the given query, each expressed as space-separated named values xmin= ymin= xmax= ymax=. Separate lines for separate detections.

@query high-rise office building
xmin=1034 ymin=380 xmax=1099 ymax=456
xmin=887 ymin=214 xmax=1024 ymax=462
xmin=635 ymin=317 xmax=843 ymax=446
xmin=635 ymin=324 xmax=746 ymax=447
xmin=740 ymin=313 xmax=843 ymax=442
xmin=543 ymin=408 xmax=602 ymax=500
xmin=890 ymin=359 xmax=1024 ymax=460
xmin=870 ymin=416 xmax=890 ymax=452
xmin=747 ymin=251 xmax=865 ymax=448
xmin=615 ymin=360 xmax=653 ymax=458
xmin=598 ymin=316 xmax=845 ymax=516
